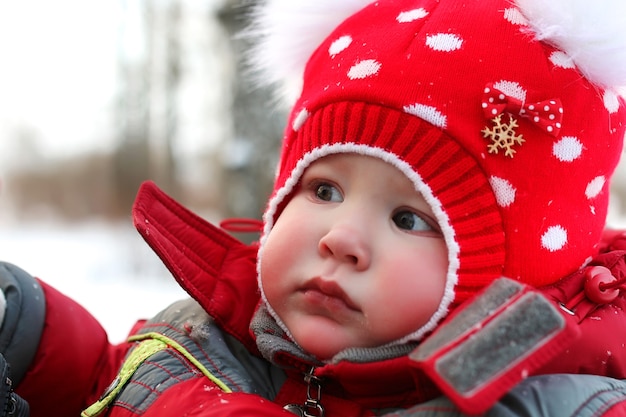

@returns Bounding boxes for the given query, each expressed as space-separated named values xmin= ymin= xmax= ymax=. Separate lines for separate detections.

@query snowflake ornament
xmin=482 ymin=114 xmax=525 ymax=158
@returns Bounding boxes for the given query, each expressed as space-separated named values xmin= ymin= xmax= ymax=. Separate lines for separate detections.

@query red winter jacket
xmin=14 ymin=181 xmax=626 ymax=416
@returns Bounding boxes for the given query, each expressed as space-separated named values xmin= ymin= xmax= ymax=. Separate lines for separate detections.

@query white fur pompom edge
xmin=515 ymin=0 xmax=626 ymax=90
xmin=244 ymin=0 xmax=372 ymax=106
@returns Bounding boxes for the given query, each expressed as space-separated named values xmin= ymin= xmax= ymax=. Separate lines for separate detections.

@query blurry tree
xmin=216 ymin=0 xmax=285 ymax=222
xmin=109 ymin=0 xmax=285 ymax=227
xmin=112 ymin=0 xmax=181 ymax=215
xmin=0 ymin=0 xmax=290 ymax=224
xmin=6 ymin=152 xmax=118 ymax=220
xmin=610 ymin=153 xmax=626 ymax=224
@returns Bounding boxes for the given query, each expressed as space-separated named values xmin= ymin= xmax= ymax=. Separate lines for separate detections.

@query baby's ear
xmin=243 ymin=0 xmax=373 ymax=106
xmin=515 ymin=0 xmax=626 ymax=89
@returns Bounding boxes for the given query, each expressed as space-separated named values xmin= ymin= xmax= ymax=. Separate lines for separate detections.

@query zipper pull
xmin=284 ymin=368 xmax=325 ymax=417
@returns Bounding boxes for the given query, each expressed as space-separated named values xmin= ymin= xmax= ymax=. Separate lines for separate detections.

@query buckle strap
xmin=220 ymin=218 xmax=263 ymax=234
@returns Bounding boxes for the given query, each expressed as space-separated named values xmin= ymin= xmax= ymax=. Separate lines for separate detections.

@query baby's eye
xmin=315 ymin=183 xmax=343 ymax=202
xmin=392 ymin=210 xmax=433 ymax=232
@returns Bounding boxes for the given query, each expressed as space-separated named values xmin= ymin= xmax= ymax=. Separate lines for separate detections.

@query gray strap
xmin=0 ymin=262 xmax=46 ymax=386
xmin=383 ymin=375 xmax=626 ymax=417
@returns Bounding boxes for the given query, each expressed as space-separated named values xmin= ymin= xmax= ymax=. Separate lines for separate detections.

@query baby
xmin=1 ymin=0 xmax=626 ymax=416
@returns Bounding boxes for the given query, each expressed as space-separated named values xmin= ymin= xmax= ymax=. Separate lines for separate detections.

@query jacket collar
xmin=132 ymin=181 xmax=261 ymax=353
xmin=250 ymin=302 xmax=440 ymax=408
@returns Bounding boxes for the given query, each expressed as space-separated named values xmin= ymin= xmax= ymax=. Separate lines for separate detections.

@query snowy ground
xmin=0 ymin=221 xmax=188 ymax=343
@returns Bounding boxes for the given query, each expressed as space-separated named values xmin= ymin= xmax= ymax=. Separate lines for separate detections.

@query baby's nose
xmin=318 ymin=224 xmax=371 ymax=271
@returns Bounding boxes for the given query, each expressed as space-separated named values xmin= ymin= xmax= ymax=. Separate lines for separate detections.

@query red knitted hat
xmin=253 ymin=0 xmax=626 ymax=343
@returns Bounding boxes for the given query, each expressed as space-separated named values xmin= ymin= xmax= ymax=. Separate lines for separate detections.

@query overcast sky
xmin=0 ymin=1 xmax=123 ymax=158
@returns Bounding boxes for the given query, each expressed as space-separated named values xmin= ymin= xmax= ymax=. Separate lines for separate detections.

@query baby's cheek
xmin=385 ymin=257 xmax=446 ymax=311
xmin=260 ymin=234 xmax=302 ymax=301
xmin=259 ymin=236 xmax=285 ymax=292
xmin=259 ymin=251 xmax=282 ymax=293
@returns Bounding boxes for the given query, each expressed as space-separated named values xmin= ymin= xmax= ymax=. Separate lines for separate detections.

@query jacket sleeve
xmin=0 ymin=262 xmax=131 ymax=417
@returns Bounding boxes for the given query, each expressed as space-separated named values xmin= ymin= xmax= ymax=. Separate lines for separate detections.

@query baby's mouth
xmin=300 ymin=277 xmax=360 ymax=312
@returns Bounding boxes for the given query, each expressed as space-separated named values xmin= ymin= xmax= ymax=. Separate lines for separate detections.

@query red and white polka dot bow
xmin=482 ymin=83 xmax=563 ymax=137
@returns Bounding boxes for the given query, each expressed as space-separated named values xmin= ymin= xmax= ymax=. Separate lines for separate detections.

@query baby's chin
xmin=291 ymin=331 xmax=351 ymax=361
xmin=291 ymin=326 xmax=394 ymax=361
xmin=288 ymin=322 xmax=365 ymax=361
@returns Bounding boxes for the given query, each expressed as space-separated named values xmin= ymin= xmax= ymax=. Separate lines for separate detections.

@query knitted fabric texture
xmin=257 ymin=0 xmax=626 ymax=343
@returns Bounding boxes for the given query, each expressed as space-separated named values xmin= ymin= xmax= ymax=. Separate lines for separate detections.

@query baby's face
xmin=260 ymin=153 xmax=448 ymax=360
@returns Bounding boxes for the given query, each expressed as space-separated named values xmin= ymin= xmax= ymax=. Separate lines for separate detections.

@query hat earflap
xmin=246 ymin=0 xmax=374 ymax=106
xmin=515 ymin=0 xmax=626 ymax=90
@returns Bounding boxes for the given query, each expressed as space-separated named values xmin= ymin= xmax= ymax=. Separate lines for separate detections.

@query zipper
xmin=284 ymin=367 xmax=325 ymax=417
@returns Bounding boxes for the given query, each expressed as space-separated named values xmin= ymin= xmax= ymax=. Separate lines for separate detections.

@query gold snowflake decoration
xmin=482 ymin=114 xmax=525 ymax=158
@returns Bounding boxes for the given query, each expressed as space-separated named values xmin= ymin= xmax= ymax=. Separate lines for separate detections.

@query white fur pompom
xmin=515 ymin=0 xmax=626 ymax=89
xmin=245 ymin=0 xmax=372 ymax=106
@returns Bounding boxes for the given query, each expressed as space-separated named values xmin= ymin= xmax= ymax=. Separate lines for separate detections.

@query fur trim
xmin=245 ymin=0 xmax=373 ymax=106
xmin=515 ymin=0 xmax=626 ymax=89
